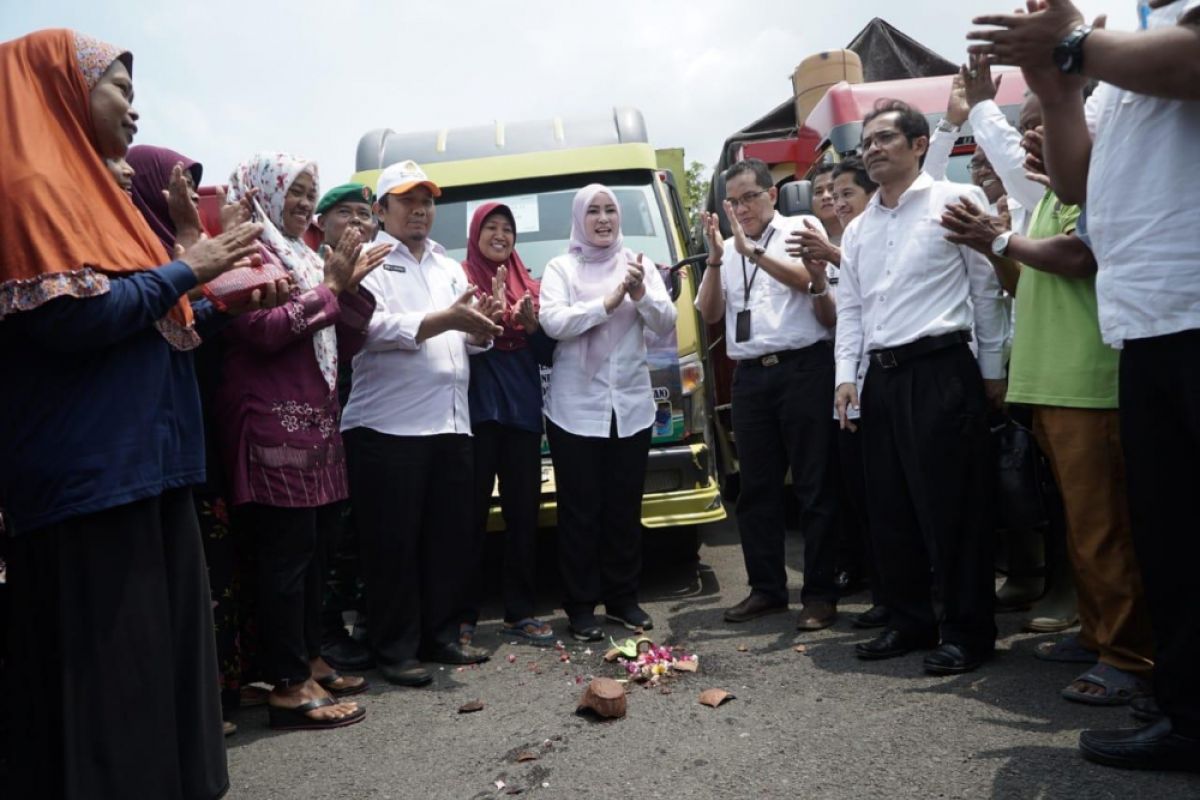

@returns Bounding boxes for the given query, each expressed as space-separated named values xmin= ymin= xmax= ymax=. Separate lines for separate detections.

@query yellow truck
xmin=351 ymin=108 xmax=726 ymax=535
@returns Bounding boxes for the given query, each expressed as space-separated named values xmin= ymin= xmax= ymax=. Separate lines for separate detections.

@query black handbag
xmin=993 ymin=418 xmax=1054 ymax=531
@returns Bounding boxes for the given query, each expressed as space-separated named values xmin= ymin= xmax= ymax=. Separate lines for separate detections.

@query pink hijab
xmin=568 ymin=184 xmax=638 ymax=378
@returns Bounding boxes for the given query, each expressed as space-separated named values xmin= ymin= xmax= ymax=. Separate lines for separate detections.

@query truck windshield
xmin=427 ymin=173 xmax=672 ymax=276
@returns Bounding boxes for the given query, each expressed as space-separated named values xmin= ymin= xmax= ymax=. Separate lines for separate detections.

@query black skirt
xmin=4 ymin=487 xmax=228 ymax=800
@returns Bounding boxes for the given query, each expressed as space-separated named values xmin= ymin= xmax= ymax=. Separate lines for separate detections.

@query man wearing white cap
xmin=340 ymin=160 xmax=503 ymax=686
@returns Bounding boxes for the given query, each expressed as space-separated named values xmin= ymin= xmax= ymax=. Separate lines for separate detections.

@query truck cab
xmin=350 ymin=108 xmax=725 ymax=532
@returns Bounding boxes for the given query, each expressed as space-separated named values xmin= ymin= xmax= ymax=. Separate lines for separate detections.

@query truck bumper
xmin=486 ymin=442 xmax=726 ymax=531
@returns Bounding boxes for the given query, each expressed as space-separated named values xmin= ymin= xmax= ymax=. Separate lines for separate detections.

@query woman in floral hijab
xmin=214 ymin=152 xmax=388 ymax=730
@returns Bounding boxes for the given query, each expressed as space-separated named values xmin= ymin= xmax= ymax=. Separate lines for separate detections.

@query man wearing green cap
xmin=316 ymin=182 xmax=378 ymax=259
xmin=314 ymin=182 xmax=378 ymax=672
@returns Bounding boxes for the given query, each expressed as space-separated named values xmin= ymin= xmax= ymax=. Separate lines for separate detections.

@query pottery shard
xmin=457 ymin=700 xmax=485 ymax=714
xmin=698 ymin=688 xmax=735 ymax=708
xmin=576 ymin=677 xmax=627 ymax=719
xmin=673 ymin=659 xmax=699 ymax=673
xmin=603 ymin=648 xmax=623 ymax=663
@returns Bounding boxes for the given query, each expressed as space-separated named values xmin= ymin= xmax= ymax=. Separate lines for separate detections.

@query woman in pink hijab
xmin=538 ymin=184 xmax=677 ymax=641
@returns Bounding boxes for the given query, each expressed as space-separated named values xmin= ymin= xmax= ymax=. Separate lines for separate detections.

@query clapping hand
xmin=164 ymin=164 xmax=205 ymax=249
xmin=787 ymin=219 xmax=840 ymax=266
xmin=701 ymin=211 xmax=725 ymax=265
xmin=480 ymin=265 xmax=508 ymax=323
xmin=514 ymin=292 xmax=538 ymax=333
xmin=179 ymin=221 xmax=265 ymax=284
xmin=723 ymin=200 xmax=753 ymax=258
xmin=624 ymin=253 xmax=647 ymax=301
xmin=218 ymin=185 xmax=258 ymax=233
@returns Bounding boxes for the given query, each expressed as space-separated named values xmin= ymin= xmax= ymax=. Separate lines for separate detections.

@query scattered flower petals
xmin=507 ymin=654 xmax=517 ymax=663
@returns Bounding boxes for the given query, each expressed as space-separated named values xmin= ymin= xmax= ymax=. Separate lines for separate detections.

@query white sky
xmin=3 ymin=0 xmax=1133 ymax=189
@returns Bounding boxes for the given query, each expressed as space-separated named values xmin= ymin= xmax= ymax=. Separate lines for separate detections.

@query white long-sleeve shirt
xmin=540 ymin=253 xmax=677 ymax=438
xmin=340 ymin=231 xmax=487 ymax=437
xmin=926 ymin=101 xmax=1044 ymax=234
xmin=834 ymin=173 xmax=1010 ymax=387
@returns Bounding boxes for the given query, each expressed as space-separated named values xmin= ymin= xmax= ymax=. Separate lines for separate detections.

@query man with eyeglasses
xmin=695 ymin=158 xmax=841 ymax=633
xmin=835 ymin=99 xmax=1009 ymax=675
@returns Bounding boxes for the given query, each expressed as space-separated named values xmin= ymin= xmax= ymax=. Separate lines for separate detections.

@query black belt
xmin=738 ymin=341 xmax=831 ymax=368
xmin=868 ymin=330 xmax=972 ymax=370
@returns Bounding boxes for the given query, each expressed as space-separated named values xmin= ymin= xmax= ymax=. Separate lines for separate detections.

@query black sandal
xmin=316 ymin=671 xmax=370 ymax=697
xmin=268 ymin=696 xmax=366 ymax=731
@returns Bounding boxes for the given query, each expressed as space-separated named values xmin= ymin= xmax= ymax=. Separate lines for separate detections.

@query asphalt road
xmin=224 ymin=518 xmax=1200 ymax=799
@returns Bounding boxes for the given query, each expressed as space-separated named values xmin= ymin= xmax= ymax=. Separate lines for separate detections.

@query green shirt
xmin=1006 ymin=192 xmax=1118 ymax=409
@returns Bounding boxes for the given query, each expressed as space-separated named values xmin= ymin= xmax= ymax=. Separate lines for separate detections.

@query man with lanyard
xmin=310 ymin=182 xmax=377 ymax=672
xmin=970 ymin=0 xmax=1200 ymax=772
xmin=836 ymin=99 xmax=1009 ymax=675
xmin=340 ymin=161 xmax=503 ymax=687
xmin=695 ymin=158 xmax=840 ymax=632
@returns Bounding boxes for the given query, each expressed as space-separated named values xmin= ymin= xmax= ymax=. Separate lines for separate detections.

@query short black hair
xmin=832 ymin=156 xmax=877 ymax=194
xmin=725 ymin=158 xmax=773 ymax=190
xmin=862 ymin=98 xmax=930 ymax=166
xmin=811 ymin=163 xmax=837 ymax=182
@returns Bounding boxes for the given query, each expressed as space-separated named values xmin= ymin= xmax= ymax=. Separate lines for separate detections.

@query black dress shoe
xmin=855 ymin=628 xmax=938 ymax=661
xmin=378 ymin=660 xmax=432 ymax=687
xmin=852 ymin=605 xmax=890 ymax=629
xmin=795 ymin=601 xmax=837 ymax=631
xmin=569 ymin=614 xmax=605 ymax=642
xmin=723 ymin=592 xmax=788 ymax=623
xmin=1131 ymin=696 xmax=1164 ymax=723
xmin=321 ymin=637 xmax=374 ymax=671
xmin=424 ymin=642 xmax=490 ymax=665
xmin=1080 ymin=718 xmax=1200 ymax=772
xmin=923 ymin=642 xmax=992 ymax=675
xmin=605 ymin=605 xmax=654 ymax=631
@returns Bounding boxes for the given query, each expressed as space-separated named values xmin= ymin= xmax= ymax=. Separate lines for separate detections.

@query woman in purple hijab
xmin=538 ymin=184 xmax=677 ymax=642
xmin=126 ymin=144 xmax=203 ymax=253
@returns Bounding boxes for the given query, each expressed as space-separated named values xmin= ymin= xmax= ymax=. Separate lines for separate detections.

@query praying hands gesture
xmin=322 ymin=227 xmax=390 ymax=294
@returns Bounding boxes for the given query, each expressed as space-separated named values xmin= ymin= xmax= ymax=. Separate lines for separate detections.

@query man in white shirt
xmin=340 ymin=160 xmax=503 ymax=686
xmin=835 ymin=99 xmax=1009 ymax=675
xmin=971 ymin=0 xmax=1200 ymax=772
xmin=695 ymin=158 xmax=841 ymax=631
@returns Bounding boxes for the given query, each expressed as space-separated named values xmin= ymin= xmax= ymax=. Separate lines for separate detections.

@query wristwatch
xmin=809 ymin=281 xmax=830 ymax=298
xmin=991 ymin=231 xmax=1015 ymax=256
xmin=936 ymin=119 xmax=961 ymax=134
xmin=749 ymin=244 xmax=766 ymax=264
xmin=1053 ymin=24 xmax=1094 ymax=74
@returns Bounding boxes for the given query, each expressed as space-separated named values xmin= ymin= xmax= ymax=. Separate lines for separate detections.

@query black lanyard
xmin=740 ymin=226 xmax=776 ymax=308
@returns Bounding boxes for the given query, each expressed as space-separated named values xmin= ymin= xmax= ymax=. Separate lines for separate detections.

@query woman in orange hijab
xmin=0 ymin=29 xmax=261 ymax=800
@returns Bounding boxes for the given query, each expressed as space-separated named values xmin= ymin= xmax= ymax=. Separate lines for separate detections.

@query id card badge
xmin=735 ymin=309 xmax=752 ymax=343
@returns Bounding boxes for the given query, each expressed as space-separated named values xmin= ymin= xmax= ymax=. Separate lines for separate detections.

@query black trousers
xmin=860 ymin=343 xmax=997 ymax=650
xmin=1120 ymin=329 xmax=1200 ymax=737
xmin=233 ymin=502 xmax=338 ymax=687
xmin=467 ymin=422 xmax=543 ymax=624
xmin=319 ymin=499 xmax=364 ymax=644
xmin=344 ymin=427 xmax=474 ymax=665
xmin=731 ymin=342 xmax=839 ymax=605
xmin=5 ymin=488 xmax=227 ymax=800
xmin=837 ymin=421 xmax=882 ymax=605
xmin=546 ymin=418 xmax=651 ymax=619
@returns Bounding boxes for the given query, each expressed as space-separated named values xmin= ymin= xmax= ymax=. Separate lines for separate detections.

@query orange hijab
xmin=0 ymin=29 xmax=197 ymax=349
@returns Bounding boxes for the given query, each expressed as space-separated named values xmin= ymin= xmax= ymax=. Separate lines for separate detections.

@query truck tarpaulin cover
xmin=708 ymin=18 xmax=958 ymax=208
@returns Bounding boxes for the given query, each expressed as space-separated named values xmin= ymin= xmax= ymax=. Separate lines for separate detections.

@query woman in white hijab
xmin=539 ymin=184 xmax=677 ymax=642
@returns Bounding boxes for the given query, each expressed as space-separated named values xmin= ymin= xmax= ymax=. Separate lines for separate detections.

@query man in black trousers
xmin=835 ymin=100 xmax=1009 ymax=674
xmin=695 ymin=158 xmax=841 ymax=632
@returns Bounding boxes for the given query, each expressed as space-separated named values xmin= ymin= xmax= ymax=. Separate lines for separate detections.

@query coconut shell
xmin=576 ymin=677 xmax=627 ymax=719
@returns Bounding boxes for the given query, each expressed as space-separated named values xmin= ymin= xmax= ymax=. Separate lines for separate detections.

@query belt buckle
xmin=761 ymin=354 xmax=780 ymax=367
xmin=875 ymin=350 xmax=898 ymax=369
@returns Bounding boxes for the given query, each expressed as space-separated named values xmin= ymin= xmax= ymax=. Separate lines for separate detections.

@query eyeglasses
xmin=727 ymin=189 xmax=768 ymax=209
